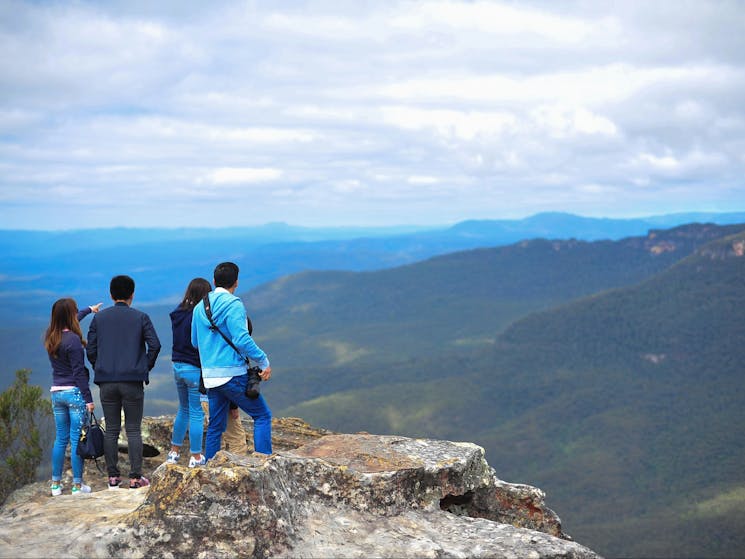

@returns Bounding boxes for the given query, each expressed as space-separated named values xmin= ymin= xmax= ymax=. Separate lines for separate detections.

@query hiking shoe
xmin=51 ymin=483 xmax=62 ymax=496
xmin=188 ymin=454 xmax=206 ymax=468
xmin=108 ymin=476 xmax=122 ymax=490
xmin=166 ymin=450 xmax=180 ymax=464
xmin=129 ymin=476 xmax=150 ymax=489
xmin=71 ymin=484 xmax=91 ymax=495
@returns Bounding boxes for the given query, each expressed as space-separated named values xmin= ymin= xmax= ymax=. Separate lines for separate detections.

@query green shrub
xmin=0 ymin=369 xmax=52 ymax=504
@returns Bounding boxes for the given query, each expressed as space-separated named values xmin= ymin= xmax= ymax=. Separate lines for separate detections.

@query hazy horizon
xmin=2 ymin=209 xmax=745 ymax=233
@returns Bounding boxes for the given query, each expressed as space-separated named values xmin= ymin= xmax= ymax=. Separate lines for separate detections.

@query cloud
xmin=407 ymin=176 xmax=441 ymax=185
xmin=390 ymin=1 xmax=597 ymax=43
xmin=206 ymin=167 xmax=283 ymax=185
xmin=0 ymin=0 xmax=744 ymax=229
xmin=380 ymin=106 xmax=518 ymax=140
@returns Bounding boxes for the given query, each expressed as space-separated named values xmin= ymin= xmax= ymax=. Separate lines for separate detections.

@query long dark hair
xmin=44 ymin=298 xmax=85 ymax=357
xmin=179 ymin=278 xmax=211 ymax=310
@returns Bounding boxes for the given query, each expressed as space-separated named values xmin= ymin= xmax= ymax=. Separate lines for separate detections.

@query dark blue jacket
xmin=170 ymin=306 xmax=200 ymax=368
xmin=50 ymin=332 xmax=94 ymax=403
xmin=48 ymin=308 xmax=94 ymax=403
xmin=87 ymin=302 xmax=161 ymax=384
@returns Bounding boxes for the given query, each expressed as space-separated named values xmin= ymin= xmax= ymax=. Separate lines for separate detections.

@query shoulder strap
xmin=203 ymin=293 xmax=252 ymax=335
xmin=202 ymin=294 xmax=250 ymax=362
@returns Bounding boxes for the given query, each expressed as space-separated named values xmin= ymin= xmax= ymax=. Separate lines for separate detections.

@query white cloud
xmin=407 ymin=176 xmax=440 ymax=185
xmin=377 ymin=64 xmax=736 ymax=106
xmin=380 ymin=106 xmax=517 ymax=140
xmin=205 ymin=167 xmax=283 ymax=185
xmin=0 ymin=0 xmax=744 ymax=228
xmin=630 ymin=149 xmax=728 ymax=177
xmin=531 ymin=106 xmax=618 ymax=138
xmin=390 ymin=1 xmax=596 ymax=44
xmin=264 ymin=12 xmax=370 ymax=41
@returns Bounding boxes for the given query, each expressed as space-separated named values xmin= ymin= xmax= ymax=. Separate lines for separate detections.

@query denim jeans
xmin=99 ymin=381 xmax=144 ymax=479
xmin=171 ymin=363 xmax=204 ymax=455
xmin=205 ymin=373 xmax=272 ymax=459
xmin=51 ymin=388 xmax=87 ymax=484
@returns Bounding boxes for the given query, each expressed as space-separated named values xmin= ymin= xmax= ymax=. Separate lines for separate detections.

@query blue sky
xmin=1 ymin=0 xmax=744 ymax=230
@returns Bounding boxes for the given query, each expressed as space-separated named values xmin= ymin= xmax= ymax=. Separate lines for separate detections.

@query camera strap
xmin=202 ymin=293 xmax=253 ymax=363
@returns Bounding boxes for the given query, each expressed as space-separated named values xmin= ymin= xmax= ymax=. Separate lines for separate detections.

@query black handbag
xmin=77 ymin=410 xmax=105 ymax=460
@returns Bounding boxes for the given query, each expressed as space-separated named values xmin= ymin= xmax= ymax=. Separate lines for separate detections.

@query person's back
xmin=191 ymin=261 xmax=273 ymax=459
xmin=170 ymin=306 xmax=200 ymax=368
xmin=88 ymin=303 xmax=159 ymax=382
xmin=87 ymin=274 xmax=160 ymax=490
xmin=45 ymin=298 xmax=99 ymax=496
xmin=191 ymin=288 xmax=263 ymax=376
xmin=166 ymin=277 xmax=210 ymax=468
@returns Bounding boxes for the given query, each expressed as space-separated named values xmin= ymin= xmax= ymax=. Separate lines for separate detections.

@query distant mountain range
xmin=3 ymin=211 xmax=745 ymax=320
xmin=2 ymin=213 xmax=745 ymax=558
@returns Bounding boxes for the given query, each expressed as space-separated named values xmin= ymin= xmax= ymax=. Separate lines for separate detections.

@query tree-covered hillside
xmin=246 ymin=225 xmax=745 ymax=558
xmin=244 ymin=223 xmax=744 ymax=408
xmin=474 ymin=231 xmax=745 ymax=558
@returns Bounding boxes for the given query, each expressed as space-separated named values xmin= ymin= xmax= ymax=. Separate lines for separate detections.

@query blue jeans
xmin=205 ymin=374 xmax=272 ymax=459
xmin=171 ymin=363 xmax=204 ymax=454
xmin=51 ymin=388 xmax=87 ymax=484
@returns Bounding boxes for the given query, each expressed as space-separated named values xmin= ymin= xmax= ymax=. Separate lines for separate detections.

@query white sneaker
xmin=71 ymin=484 xmax=91 ymax=495
xmin=188 ymin=454 xmax=206 ymax=468
xmin=166 ymin=450 xmax=180 ymax=464
xmin=51 ymin=483 xmax=62 ymax=496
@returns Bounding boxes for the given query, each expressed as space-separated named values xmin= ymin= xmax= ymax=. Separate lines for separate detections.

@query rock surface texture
xmin=0 ymin=418 xmax=600 ymax=558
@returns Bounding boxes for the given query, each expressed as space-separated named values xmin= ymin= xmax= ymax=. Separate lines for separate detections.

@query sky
xmin=1 ymin=0 xmax=744 ymax=230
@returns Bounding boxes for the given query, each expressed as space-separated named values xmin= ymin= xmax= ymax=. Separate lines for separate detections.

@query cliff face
xmin=0 ymin=416 xmax=599 ymax=559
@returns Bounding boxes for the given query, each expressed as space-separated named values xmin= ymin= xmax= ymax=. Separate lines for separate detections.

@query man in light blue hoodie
xmin=191 ymin=262 xmax=273 ymax=459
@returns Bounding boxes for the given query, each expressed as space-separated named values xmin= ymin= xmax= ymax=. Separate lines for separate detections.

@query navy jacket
xmin=50 ymin=332 xmax=94 ymax=403
xmin=87 ymin=302 xmax=161 ymax=384
xmin=49 ymin=308 xmax=94 ymax=403
xmin=170 ymin=306 xmax=200 ymax=368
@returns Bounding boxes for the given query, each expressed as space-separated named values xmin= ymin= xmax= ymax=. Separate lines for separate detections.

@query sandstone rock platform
xmin=0 ymin=418 xmax=600 ymax=558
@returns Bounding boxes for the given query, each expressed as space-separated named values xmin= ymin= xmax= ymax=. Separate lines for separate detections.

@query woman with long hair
xmin=166 ymin=278 xmax=212 ymax=468
xmin=44 ymin=298 xmax=101 ymax=495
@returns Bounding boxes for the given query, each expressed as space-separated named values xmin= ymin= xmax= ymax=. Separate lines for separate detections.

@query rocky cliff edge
xmin=0 ymin=416 xmax=600 ymax=558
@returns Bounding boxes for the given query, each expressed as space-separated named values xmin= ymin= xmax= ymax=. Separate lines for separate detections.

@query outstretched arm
xmin=76 ymin=302 xmax=102 ymax=322
xmin=86 ymin=316 xmax=98 ymax=368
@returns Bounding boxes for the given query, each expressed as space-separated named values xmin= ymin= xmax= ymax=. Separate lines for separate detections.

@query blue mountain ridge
xmin=3 ymin=211 xmax=745 ymax=321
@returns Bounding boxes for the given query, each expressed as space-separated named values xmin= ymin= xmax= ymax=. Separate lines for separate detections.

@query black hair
xmin=214 ymin=262 xmax=239 ymax=289
xmin=110 ymin=275 xmax=135 ymax=300
xmin=179 ymin=277 xmax=211 ymax=310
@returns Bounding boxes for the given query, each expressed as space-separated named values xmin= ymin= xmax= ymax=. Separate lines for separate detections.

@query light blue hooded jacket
xmin=191 ymin=288 xmax=269 ymax=380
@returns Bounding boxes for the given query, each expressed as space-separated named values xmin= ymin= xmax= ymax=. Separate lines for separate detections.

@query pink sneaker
xmin=129 ymin=476 xmax=150 ymax=489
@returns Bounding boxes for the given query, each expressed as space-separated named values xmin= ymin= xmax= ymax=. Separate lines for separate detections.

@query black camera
xmin=245 ymin=366 xmax=262 ymax=399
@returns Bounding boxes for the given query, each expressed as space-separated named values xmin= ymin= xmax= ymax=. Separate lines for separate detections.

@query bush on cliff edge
xmin=0 ymin=369 xmax=51 ymax=504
